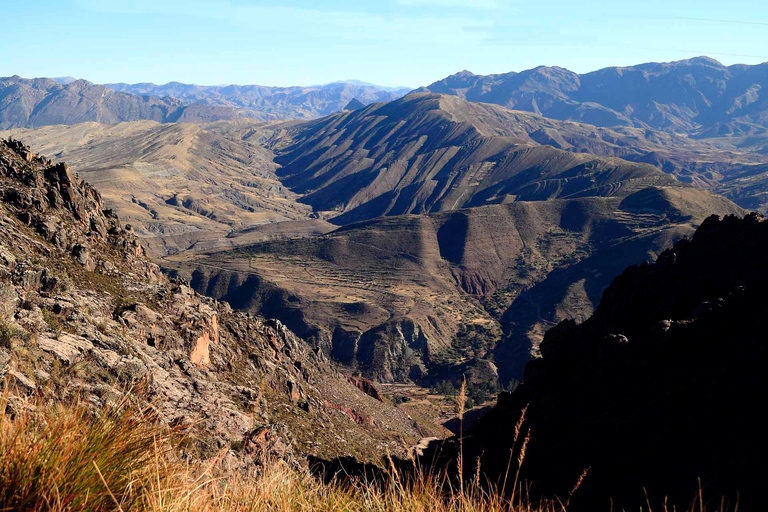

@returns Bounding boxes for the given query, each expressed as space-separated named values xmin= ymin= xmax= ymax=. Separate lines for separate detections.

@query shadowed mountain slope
xmin=274 ymin=93 xmax=678 ymax=225
xmin=8 ymin=91 xmax=768 ymax=216
xmin=3 ymin=91 xmax=749 ymax=386
xmin=422 ymin=57 xmax=768 ymax=136
xmin=421 ymin=213 xmax=768 ymax=510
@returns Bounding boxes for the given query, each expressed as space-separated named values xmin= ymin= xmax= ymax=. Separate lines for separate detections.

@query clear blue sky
xmin=2 ymin=0 xmax=767 ymax=88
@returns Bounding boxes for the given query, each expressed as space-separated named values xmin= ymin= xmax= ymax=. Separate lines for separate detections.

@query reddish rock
xmin=345 ymin=375 xmax=384 ymax=402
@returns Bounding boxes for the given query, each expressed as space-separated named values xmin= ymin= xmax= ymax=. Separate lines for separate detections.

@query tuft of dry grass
xmin=0 ymin=389 xmax=737 ymax=512
xmin=0 ymin=390 xmax=170 ymax=511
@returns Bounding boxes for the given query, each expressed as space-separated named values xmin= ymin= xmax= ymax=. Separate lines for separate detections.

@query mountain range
xmin=0 ymin=138 xmax=431 ymax=467
xmin=4 ymin=54 xmax=768 ymax=506
xmin=105 ymin=80 xmax=410 ymax=119
xmin=3 ymin=126 xmax=765 ymax=508
xmin=0 ymin=75 xmax=409 ymax=130
xmin=3 ymin=59 xmax=765 ymax=386
xmin=0 ymin=76 xmax=237 ymax=129
xmin=157 ymin=93 xmax=741 ymax=383
xmin=8 ymin=56 xmax=768 ymax=137
xmin=422 ymin=57 xmax=768 ymax=136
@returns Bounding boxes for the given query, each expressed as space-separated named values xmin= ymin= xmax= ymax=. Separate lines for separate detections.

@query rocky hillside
xmin=422 ymin=57 xmax=768 ymax=136
xmin=0 ymin=139 xmax=432 ymax=465
xmin=0 ymin=76 xmax=238 ymax=129
xmin=421 ymin=213 xmax=768 ymax=510
xmin=274 ymin=92 xmax=678 ymax=225
xmin=168 ymin=187 xmax=743 ymax=384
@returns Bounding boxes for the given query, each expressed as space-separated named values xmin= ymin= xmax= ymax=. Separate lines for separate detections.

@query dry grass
xmin=0 ymin=391 xmax=169 ymax=511
xmin=0 ymin=389 xmax=734 ymax=512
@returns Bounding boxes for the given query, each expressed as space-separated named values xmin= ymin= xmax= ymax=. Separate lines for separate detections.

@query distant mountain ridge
xmin=0 ymin=75 xmax=410 ymax=129
xmin=104 ymin=80 xmax=410 ymax=120
xmin=8 ymin=56 xmax=768 ymax=133
xmin=422 ymin=57 xmax=768 ymax=136
xmin=0 ymin=76 xmax=237 ymax=129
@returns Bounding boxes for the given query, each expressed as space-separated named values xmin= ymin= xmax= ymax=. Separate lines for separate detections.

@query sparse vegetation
xmin=0 ymin=390 xmax=169 ymax=511
xmin=0 ymin=320 xmax=28 ymax=349
xmin=0 ymin=390 xmax=535 ymax=512
xmin=392 ymin=395 xmax=411 ymax=405
xmin=430 ymin=377 xmax=517 ymax=410
xmin=431 ymin=379 xmax=457 ymax=396
xmin=42 ymin=308 xmax=65 ymax=334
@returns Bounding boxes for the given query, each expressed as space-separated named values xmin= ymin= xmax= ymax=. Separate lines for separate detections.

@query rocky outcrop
xmin=345 ymin=375 xmax=384 ymax=402
xmin=421 ymin=213 xmax=768 ymax=510
xmin=0 ymin=138 xmax=428 ymax=466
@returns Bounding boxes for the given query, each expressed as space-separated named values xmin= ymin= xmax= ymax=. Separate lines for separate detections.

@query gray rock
xmin=0 ymin=349 xmax=10 ymax=371
xmin=22 ymin=269 xmax=44 ymax=290
xmin=0 ymin=284 xmax=19 ymax=319
xmin=72 ymin=244 xmax=95 ymax=271
xmin=37 ymin=333 xmax=94 ymax=365
xmin=0 ymin=248 xmax=16 ymax=268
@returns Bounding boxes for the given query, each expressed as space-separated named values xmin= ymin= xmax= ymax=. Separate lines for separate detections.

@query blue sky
xmin=2 ymin=0 xmax=767 ymax=88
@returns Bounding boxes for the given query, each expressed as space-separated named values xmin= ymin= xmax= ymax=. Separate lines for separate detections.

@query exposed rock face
xmin=0 ymin=138 xmax=430 ymax=465
xmin=421 ymin=213 xmax=768 ymax=510
xmin=345 ymin=375 xmax=384 ymax=402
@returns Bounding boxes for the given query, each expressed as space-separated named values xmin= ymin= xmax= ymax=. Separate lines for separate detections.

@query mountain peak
xmin=682 ymin=55 xmax=725 ymax=67
xmin=450 ymin=70 xmax=475 ymax=78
